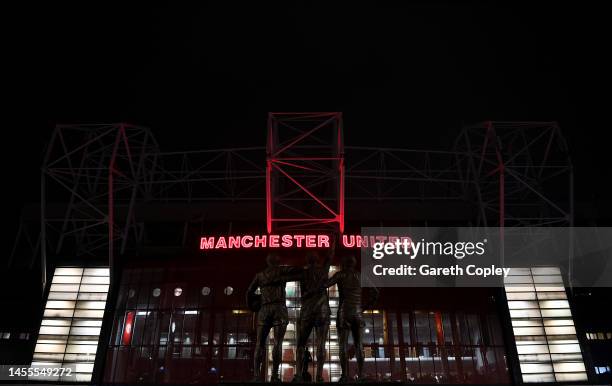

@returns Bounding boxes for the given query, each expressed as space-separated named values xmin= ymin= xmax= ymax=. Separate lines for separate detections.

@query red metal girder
xmin=266 ymin=112 xmax=344 ymax=233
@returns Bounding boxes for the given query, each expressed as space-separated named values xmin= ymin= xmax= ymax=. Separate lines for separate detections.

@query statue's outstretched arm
xmin=279 ymin=266 xmax=304 ymax=283
xmin=323 ymin=233 xmax=337 ymax=273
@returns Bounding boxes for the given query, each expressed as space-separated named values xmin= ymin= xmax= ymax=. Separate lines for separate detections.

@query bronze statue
xmin=319 ymin=254 xmax=378 ymax=382
xmin=292 ymin=248 xmax=333 ymax=383
xmin=247 ymin=253 xmax=300 ymax=382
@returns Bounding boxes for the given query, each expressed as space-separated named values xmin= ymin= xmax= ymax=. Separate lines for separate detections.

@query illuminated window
xmin=595 ymin=366 xmax=611 ymax=374
xmin=31 ymin=266 xmax=109 ymax=382
xmin=174 ymin=287 xmax=183 ymax=297
xmin=201 ymin=286 xmax=211 ymax=296
xmin=505 ymin=267 xmax=587 ymax=383
xmin=152 ymin=288 xmax=161 ymax=297
xmin=224 ymin=286 xmax=233 ymax=296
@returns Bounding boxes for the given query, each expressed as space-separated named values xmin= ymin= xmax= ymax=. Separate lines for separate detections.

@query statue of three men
xmin=246 ymin=238 xmax=377 ymax=383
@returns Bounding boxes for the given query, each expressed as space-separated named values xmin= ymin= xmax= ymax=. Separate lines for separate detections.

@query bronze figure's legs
xmin=270 ymin=324 xmax=287 ymax=382
xmin=337 ymin=318 xmax=364 ymax=382
xmin=314 ymin=322 xmax=329 ymax=381
xmin=294 ymin=318 xmax=313 ymax=382
xmin=337 ymin=325 xmax=349 ymax=382
xmin=254 ymin=324 xmax=271 ymax=381
xmin=350 ymin=319 xmax=364 ymax=380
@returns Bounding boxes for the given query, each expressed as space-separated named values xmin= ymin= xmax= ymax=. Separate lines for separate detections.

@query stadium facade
xmin=4 ymin=114 xmax=611 ymax=385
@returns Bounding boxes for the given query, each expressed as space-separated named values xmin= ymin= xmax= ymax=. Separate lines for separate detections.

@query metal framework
xmin=8 ymin=118 xmax=573 ymax=293
xmin=454 ymin=121 xmax=572 ymax=227
xmin=266 ymin=112 xmax=344 ymax=233
xmin=38 ymin=124 xmax=158 ymax=286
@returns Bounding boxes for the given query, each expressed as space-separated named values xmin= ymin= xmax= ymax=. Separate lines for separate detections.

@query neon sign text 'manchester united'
xmin=199 ymin=234 xmax=411 ymax=250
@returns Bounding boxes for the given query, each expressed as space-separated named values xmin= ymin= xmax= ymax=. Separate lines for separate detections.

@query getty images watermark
xmin=360 ymin=227 xmax=612 ymax=288
xmin=370 ymin=236 xmax=511 ymax=278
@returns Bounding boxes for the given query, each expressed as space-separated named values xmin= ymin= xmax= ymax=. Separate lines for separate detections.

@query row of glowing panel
xmin=31 ymin=267 xmax=110 ymax=382
xmin=504 ymin=267 xmax=587 ymax=383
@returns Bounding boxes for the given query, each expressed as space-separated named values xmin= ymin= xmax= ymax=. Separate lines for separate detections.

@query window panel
xmin=74 ymin=373 xmax=93 ymax=382
xmin=81 ymin=275 xmax=110 ymax=284
xmin=35 ymin=343 xmax=67 ymax=353
xmin=519 ymin=353 xmax=553 ymax=362
xmin=79 ymin=284 xmax=109 ymax=293
xmin=546 ymin=337 xmax=579 ymax=344
xmin=31 ymin=266 xmax=108 ymax=383
xmin=538 ymin=300 xmax=569 ymax=309
xmin=54 ymin=267 xmax=83 ymax=276
xmin=401 ymin=313 xmax=411 ymax=345
xmin=520 ymin=363 xmax=553 ymax=374
xmin=75 ymin=363 xmax=95 ymax=373
xmin=531 ymin=267 xmax=561 ymax=275
xmin=550 ymin=353 xmax=583 ymax=361
xmin=65 ymin=344 xmax=98 ymax=354
xmin=504 ymin=276 xmax=533 ymax=284
xmin=544 ymin=326 xmax=576 ymax=335
xmin=505 ymin=267 xmax=586 ymax=383
xmin=510 ymin=309 xmax=541 ymax=318
xmin=554 ymin=372 xmax=588 ymax=382
xmin=44 ymin=309 xmax=74 ymax=318
xmin=39 ymin=326 xmax=70 ymax=335
xmin=540 ymin=309 xmax=572 ymax=317
xmin=42 ymin=319 xmax=71 ymax=326
xmin=505 ymin=285 xmax=535 ymax=292
xmin=48 ymin=292 xmax=78 ymax=300
xmin=553 ymin=362 xmax=586 ymax=373
xmin=83 ymin=268 xmax=109 ymax=276
xmin=534 ymin=285 xmax=565 ymax=292
xmin=513 ymin=327 xmax=545 ymax=336
xmin=77 ymin=292 xmax=107 ymax=301
xmin=515 ymin=336 xmax=548 ymax=344
xmin=76 ymin=300 xmax=107 ymax=309
xmin=535 ymin=291 xmax=566 ymax=300
xmin=543 ymin=319 xmax=574 ymax=326
xmin=508 ymin=268 xmax=533 ymax=275
xmin=33 ymin=353 xmax=65 ymax=361
xmin=49 ymin=284 xmax=80 ymax=293
xmin=512 ymin=320 xmax=542 ymax=327
xmin=522 ymin=373 xmax=555 ymax=382
xmin=532 ymin=275 xmax=563 ymax=284
xmin=548 ymin=343 xmax=581 ymax=354
xmin=37 ymin=338 xmax=68 ymax=344
xmin=506 ymin=292 xmax=537 ymax=300
xmin=516 ymin=344 xmax=548 ymax=354
xmin=31 ymin=361 xmax=61 ymax=368
xmin=69 ymin=327 xmax=101 ymax=336
xmin=73 ymin=310 xmax=105 ymax=318
xmin=52 ymin=275 xmax=82 ymax=284
xmin=72 ymin=320 xmax=103 ymax=327
xmin=46 ymin=300 xmax=76 ymax=309
xmin=508 ymin=300 xmax=538 ymax=309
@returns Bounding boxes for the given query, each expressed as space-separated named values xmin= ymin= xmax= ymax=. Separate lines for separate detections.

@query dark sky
xmin=3 ymin=3 xmax=610 ymax=245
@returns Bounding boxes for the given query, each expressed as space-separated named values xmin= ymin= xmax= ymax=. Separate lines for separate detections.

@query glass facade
xmin=31 ymin=266 xmax=110 ymax=382
xmin=504 ymin=267 xmax=587 ymax=382
xmin=103 ymin=267 xmax=509 ymax=383
xmin=271 ymin=268 xmax=341 ymax=382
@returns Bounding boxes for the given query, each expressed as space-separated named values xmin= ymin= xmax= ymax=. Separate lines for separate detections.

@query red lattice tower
xmin=266 ymin=112 xmax=344 ymax=233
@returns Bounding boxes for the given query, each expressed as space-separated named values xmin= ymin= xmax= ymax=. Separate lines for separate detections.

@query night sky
xmin=3 ymin=3 xmax=610 ymax=249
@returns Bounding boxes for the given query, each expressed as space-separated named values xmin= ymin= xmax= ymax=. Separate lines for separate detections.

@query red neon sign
xmin=199 ymin=234 xmax=411 ymax=250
